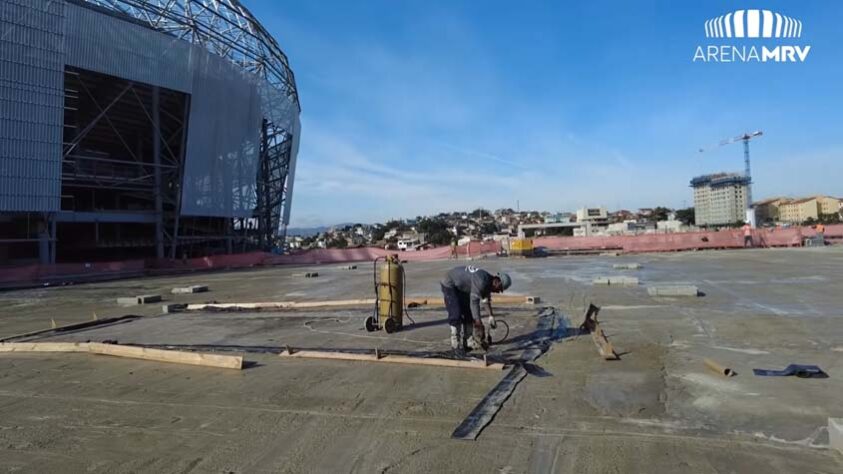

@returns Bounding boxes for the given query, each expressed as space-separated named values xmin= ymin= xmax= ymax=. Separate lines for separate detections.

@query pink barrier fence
xmin=0 ymin=241 xmax=503 ymax=286
xmin=1 ymin=226 xmax=838 ymax=287
xmin=265 ymin=241 xmax=502 ymax=266
xmin=534 ymin=224 xmax=842 ymax=254
xmin=0 ymin=259 xmax=147 ymax=285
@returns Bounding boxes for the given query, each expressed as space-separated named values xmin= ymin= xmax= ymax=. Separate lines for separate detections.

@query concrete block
xmin=647 ymin=286 xmax=699 ymax=297
xmin=171 ymin=285 xmax=209 ymax=294
xmin=163 ymin=303 xmax=187 ymax=313
xmin=117 ymin=294 xmax=162 ymax=306
xmin=593 ymin=276 xmax=638 ymax=286
xmin=613 ymin=263 xmax=642 ymax=270
xmin=138 ymin=294 xmax=162 ymax=304
xmin=830 ymin=418 xmax=843 ymax=455
xmin=525 ymin=296 xmax=541 ymax=304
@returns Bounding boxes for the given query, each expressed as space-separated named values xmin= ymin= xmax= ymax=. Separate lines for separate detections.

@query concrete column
xmin=49 ymin=216 xmax=56 ymax=264
xmin=152 ymin=86 xmax=164 ymax=259
xmin=38 ymin=219 xmax=50 ymax=265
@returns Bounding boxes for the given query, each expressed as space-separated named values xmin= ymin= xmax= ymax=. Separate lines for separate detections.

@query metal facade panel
xmin=281 ymin=115 xmax=301 ymax=227
xmin=0 ymin=0 xmax=65 ymax=212
xmin=179 ymin=52 xmax=263 ymax=218
xmin=64 ymin=3 xmax=193 ymax=92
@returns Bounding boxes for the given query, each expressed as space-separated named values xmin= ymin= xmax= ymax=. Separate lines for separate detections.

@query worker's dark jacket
xmin=440 ymin=266 xmax=493 ymax=325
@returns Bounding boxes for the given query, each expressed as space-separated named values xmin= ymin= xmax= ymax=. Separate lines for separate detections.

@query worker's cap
xmin=497 ymin=272 xmax=512 ymax=291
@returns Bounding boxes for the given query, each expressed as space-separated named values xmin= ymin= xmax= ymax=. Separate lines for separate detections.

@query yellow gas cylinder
xmin=377 ymin=255 xmax=404 ymax=332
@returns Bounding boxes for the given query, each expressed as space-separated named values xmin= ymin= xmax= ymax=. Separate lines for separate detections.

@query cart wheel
xmin=384 ymin=317 xmax=398 ymax=334
xmin=489 ymin=319 xmax=510 ymax=345
xmin=364 ymin=316 xmax=377 ymax=332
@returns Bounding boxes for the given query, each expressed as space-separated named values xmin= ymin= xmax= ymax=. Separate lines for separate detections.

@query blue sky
xmin=245 ymin=1 xmax=843 ymax=228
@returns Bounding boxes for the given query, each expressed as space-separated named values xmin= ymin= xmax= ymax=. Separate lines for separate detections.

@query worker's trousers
xmin=441 ymin=284 xmax=480 ymax=350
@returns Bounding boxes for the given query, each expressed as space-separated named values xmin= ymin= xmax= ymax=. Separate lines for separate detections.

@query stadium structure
xmin=0 ymin=0 xmax=301 ymax=265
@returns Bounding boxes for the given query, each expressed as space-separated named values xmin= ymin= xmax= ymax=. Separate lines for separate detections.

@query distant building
xmin=397 ymin=238 xmax=420 ymax=251
xmin=657 ymin=220 xmax=685 ymax=233
xmin=609 ymin=210 xmax=636 ymax=223
xmin=544 ymin=213 xmax=572 ymax=224
xmin=754 ymin=197 xmax=790 ymax=223
xmin=779 ymin=198 xmax=820 ymax=223
xmin=576 ymin=207 xmax=608 ymax=223
xmin=756 ymin=195 xmax=841 ymax=224
xmin=691 ymin=173 xmax=750 ymax=226
xmin=778 ymin=196 xmax=841 ymax=224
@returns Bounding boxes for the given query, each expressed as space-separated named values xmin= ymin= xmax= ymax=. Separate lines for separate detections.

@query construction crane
xmin=699 ymin=131 xmax=763 ymax=225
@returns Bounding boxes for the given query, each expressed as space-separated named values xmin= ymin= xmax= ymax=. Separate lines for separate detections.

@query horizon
xmin=246 ymin=0 xmax=843 ymax=228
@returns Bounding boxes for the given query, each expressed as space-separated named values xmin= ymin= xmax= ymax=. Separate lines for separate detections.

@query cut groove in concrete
xmin=452 ymin=308 xmax=565 ymax=440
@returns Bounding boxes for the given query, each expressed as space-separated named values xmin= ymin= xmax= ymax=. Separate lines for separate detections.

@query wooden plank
xmin=89 ymin=343 xmax=243 ymax=370
xmin=186 ymin=294 xmax=533 ymax=312
xmin=0 ymin=315 xmax=140 ymax=343
xmin=578 ymin=304 xmax=619 ymax=360
xmin=0 ymin=342 xmax=243 ymax=370
xmin=279 ymin=349 xmax=504 ymax=370
xmin=380 ymin=354 xmax=504 ymax=370
xmin=591 ymin=326 xmax=619 ymax=360
xmin=186 ymin=299 xmax=376 ymax=311
xmin=0 ymin=342 xmax=92 ymax=353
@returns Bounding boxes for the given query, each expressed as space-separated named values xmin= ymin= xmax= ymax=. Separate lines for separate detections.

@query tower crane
xmin=699 ymin=131 xmax=763 ymax=226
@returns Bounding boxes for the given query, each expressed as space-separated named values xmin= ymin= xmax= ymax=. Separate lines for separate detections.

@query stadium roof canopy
xmin=77 ymin=0 xmax=300 ymax=110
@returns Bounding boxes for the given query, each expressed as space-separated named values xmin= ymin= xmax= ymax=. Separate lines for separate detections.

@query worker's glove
xmin=487 ymin=316 xmax=496 ymax=330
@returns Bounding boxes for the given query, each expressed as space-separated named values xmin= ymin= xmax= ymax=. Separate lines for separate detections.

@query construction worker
xmin=742 ymin=223 xmax=753 ymax=247
xmin=440 ymin=265 xmax=511 ymax=354
xmin=816 ymin=223 xmax=826 ymax=245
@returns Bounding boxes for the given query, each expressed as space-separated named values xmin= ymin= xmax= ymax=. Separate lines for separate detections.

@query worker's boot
xmin=462 ymin=322 xmax=475 ymax=351
xmin=450 ymin=325 xmax=465 ymax=356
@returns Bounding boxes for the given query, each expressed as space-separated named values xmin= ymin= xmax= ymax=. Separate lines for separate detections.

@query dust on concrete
xmin=1 ymin=247 xmax=842 ymax=472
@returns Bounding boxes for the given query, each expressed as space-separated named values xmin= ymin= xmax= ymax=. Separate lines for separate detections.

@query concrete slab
xmin=2 ymin=247 xmax=843 ymax=472
xmin=162 ymin=303 xmax=187 ymax=313
xmin=593 ymin=276 xmax=639 ymax=286
xmin=116 ymin=297 xmax=138 ymax=306
xmin=613 ymin=263 xmax=642 ymax=270
xmin=171 ymin=285 xmax=209 ymax=294
xmin=647 ymin=285 xmax=699 ymax=297
xmin=117 ymin=294 xmax=162 ymax=306
xmin=830 ymin=418 xmax=843 ymax=455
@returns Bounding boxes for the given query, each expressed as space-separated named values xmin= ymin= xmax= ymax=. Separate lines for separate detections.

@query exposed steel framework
xmin=1 ymin=0 xmax=301 ymax=265
xmin=77 ymin=0 xmax=301 ymax=251
xmin=79 ymin=0 xmax=299 ymax=108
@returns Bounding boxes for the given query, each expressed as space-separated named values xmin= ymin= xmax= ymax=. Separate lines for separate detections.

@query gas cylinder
xmin=377 ymin=255 xmax=403 ymax=332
